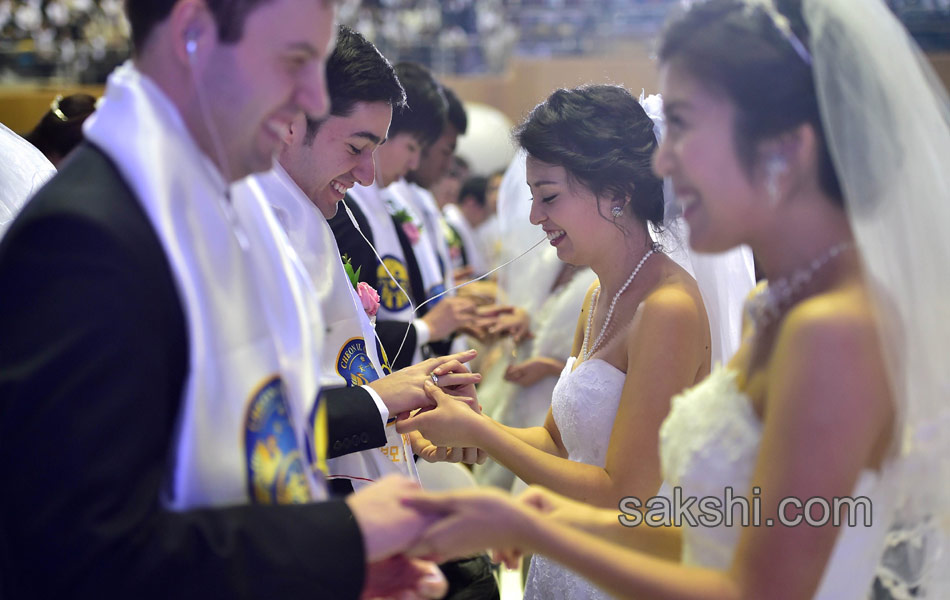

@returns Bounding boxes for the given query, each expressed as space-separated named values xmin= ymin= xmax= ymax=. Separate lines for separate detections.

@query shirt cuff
xmin=360 ymin=385 xmax=390 ymax=426
xmin=413 ymin=319 xmax=431 ymax=346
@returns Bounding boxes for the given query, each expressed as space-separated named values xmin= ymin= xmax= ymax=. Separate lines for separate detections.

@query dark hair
xmin=459 ymin=176 xmax=488 ymax=208
xmin=515 ymin=84 xmax=664 ymax=226
xmin=658 ymin=0 xmax=842 ymax=204
xmin=304 ymin=25 xmax=407 ymax=145
xmin=442 ymin=85 xmax=467 ymax=135
xmin=125 ymin=0 xmax=330 ymax=52
xmin=389 ymin=62 xmax=448 ymax=146
xmin=25 ymin=93 xmax=97 ymax=162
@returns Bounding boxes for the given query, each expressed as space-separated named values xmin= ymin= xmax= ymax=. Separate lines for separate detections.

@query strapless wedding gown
xmin=524 ymin=356 xmax=625 ymax=600
xmin=659 ymin=365 xmax=895 ymax=599
xmin=525 ymin=360 xmax=895 ymax=600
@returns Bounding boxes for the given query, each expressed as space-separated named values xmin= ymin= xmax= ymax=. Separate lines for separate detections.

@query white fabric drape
xmin=85 ymin=62 xmax=327 ymax=507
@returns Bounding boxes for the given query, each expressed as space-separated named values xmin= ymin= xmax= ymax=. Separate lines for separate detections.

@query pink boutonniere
xmin=356 ymin=282 xmax=380 ymax=318
xmin=393 ymin=208 xmax=422 ymax=245
xmin=342 ymin=254 xmax=380 ymax=320
xmin=402 ymin=221 xmax=421 ymax=245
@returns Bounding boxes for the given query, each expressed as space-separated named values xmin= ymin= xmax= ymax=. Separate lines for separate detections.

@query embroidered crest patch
xmin=376 ymin=255 xmax=411 ymax=311
xmin=375 ymin=338 xmax=393 ymax=375
xmin=336 ymin=337 xmax=381 ymax=387
xmin=244 ymin=377 xmax=311 ymax=505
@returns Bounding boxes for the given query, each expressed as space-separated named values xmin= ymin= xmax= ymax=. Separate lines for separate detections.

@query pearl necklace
xmin=746 ymin=241 xmax=853 ymax=330
xmin=582 ymin=245 xmax=656 ymax=360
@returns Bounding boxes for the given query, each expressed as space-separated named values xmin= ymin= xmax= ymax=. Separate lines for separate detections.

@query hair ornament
xmin=680 ymin=0 xmax=812 ymax=65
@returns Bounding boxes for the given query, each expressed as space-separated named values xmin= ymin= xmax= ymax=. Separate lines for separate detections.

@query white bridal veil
xmin=805 ymin=0 xmax=950 ymax=596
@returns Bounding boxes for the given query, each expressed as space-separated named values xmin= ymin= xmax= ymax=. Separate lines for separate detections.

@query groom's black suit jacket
xmin=0 ymin=144 xmax=379 ymax=599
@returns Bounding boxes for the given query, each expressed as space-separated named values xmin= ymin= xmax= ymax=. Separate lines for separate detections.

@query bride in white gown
xmin=398 ymin=85 xmax=753 ymax=598
xmin=402 ymin=1 xmax=950 ymax=598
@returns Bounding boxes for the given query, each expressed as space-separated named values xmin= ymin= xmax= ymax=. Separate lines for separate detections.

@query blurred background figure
xmin=431 ymin=154 xmax=470 ymax=211
xmin=25 ymin=93 xmax=97 ymax=166
xmin=446 ymin=174 xmax=490 ymax=278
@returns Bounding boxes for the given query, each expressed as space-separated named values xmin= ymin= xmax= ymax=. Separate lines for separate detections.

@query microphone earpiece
xmin=185 ymin=29 xmax=199 ymax=57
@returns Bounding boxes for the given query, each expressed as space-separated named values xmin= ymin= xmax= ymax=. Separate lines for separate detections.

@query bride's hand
xmin=504 ymin=357 xmax=564 ymax=387
xmin=402 ymin=488 xmax=536 ymax=563
xmin=395 ymin=381 xmax=485 ymax=448
xmin=517 ymin=485 xmax=607 ymax=534
xmin=429 ymin=358 xmax=481 ymax=410
xmin=487 ymin=307 xmax=533 ymax=343
xmin=409 ymin=431 xmax=487 ymax=465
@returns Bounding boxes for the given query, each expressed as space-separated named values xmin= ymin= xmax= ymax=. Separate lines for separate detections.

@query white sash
xmin=387 ymin=180 xmax=449 ymax=303
xmin=443 ymin=203 xmax=488 ymax=276
xmin=241 ymin=166 xmax=420 ymax=490
xmin=347 ymin=183 xmax=416 ymax=323
xmin=84 ymin=62 xmax=327 ymax=508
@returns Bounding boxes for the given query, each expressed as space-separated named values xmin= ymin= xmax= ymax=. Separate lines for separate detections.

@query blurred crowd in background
xmin=3 ymin=0 xmax=946 ymax=85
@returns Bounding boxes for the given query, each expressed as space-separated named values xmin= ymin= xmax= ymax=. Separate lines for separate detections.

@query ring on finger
xmin=429 ymin=372 xmax=440 ymax=386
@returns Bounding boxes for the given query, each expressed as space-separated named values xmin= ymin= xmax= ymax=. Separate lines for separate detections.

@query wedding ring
xmin=429 ymin=372 xmax=440 ymax=386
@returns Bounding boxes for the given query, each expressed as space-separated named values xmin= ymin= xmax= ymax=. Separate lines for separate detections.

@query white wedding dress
xmin=524 ymin=356 xmax=626 ymax=600
xmin=525 ymin=358 xmax=897 ymax=600
xmin=659 ymin=365 xmax=896 ymax=599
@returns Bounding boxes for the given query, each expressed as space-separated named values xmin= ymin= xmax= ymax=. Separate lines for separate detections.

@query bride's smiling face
xmin=527 ymin=157 xmax=619 ymax=266
xmin=652 ymin=61 xmax=768 ymax=253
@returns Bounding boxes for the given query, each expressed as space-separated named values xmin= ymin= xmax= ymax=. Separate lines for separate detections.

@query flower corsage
xmin=392 ymin=208 xmax=422 ymax=246
xmin=342 ymin=254 xmax=380 ymax=323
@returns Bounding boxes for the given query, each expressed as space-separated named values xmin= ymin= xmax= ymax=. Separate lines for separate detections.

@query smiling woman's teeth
xmin=547 ymin=230 xmax=565 ymax=241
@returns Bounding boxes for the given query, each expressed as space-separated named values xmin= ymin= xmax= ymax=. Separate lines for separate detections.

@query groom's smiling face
xmin=282 ymin=100 xmax=392 ymax=218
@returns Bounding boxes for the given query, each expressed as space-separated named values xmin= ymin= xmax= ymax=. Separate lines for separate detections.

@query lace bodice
xmin=524 ymin=356 xmax=625 ymax=600
xmin=552 ymin=357 xmax=627 ymax=466
xmin=659 ymin=365 xmax=895 ymax=598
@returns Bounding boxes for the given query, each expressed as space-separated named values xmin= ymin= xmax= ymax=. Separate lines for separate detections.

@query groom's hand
xmin=367 ymin=350 xmax=479 ymax=415
xmin=346 ymin=475 xmax=436 ymax=563
xmin=361 ymin=555 xmax=447 ymax=600
xmin=396 ymin=381 xmax=484 ymax=449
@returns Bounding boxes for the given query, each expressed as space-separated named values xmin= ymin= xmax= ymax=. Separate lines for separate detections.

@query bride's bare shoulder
xmin=641 ymin=257 xmax=709 ymax=325
xmin=770 ymin=281 xmax=893 ymax=462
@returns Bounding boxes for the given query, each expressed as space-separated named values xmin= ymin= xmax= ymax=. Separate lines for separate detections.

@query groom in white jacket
xmin=235 ymin=24 xmax=483 ymax=498
xmin=0 ymin=1 xmax=448 ymax=598
xmin=237 ymin=24 xmax=497 ymax=599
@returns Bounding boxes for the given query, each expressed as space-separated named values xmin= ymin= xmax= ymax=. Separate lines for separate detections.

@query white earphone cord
xmin=341 ymin=198 xmax=546 ymax=366
xmin=186 ymin=42 xmax=234 ymax=190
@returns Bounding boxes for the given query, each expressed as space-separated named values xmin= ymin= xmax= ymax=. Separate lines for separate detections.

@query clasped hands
xmin=394 ymin=366 xmax=493 ymax=464
xmin=462 ymin=304 xmax=533 ymax=344
xmin=409 ymin=483 xmax=604 ymax=572
xmin=367 ymin=349 xmax=487 ymax=465
xmin=351 ymin=475 xmax=600 ymax=599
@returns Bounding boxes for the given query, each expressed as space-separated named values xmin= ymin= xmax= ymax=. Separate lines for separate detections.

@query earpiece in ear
xmin=185 ymin=29 xmax=199 ymax=57
xmin=765 ymin=154 xmax=788 ymax=206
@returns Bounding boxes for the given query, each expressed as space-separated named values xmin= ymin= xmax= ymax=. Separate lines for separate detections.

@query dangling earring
xmin=611 ymin=205 xmax=623 ymax=218
xmin=765 ymin=155 xmax=788 ymax=206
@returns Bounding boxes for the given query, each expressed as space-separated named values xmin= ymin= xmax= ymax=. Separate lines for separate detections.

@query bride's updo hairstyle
xmin=658 ymin=0 xmax=842 ymax=206
xmin=515 ymin=84 xmax=665 ymax=227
